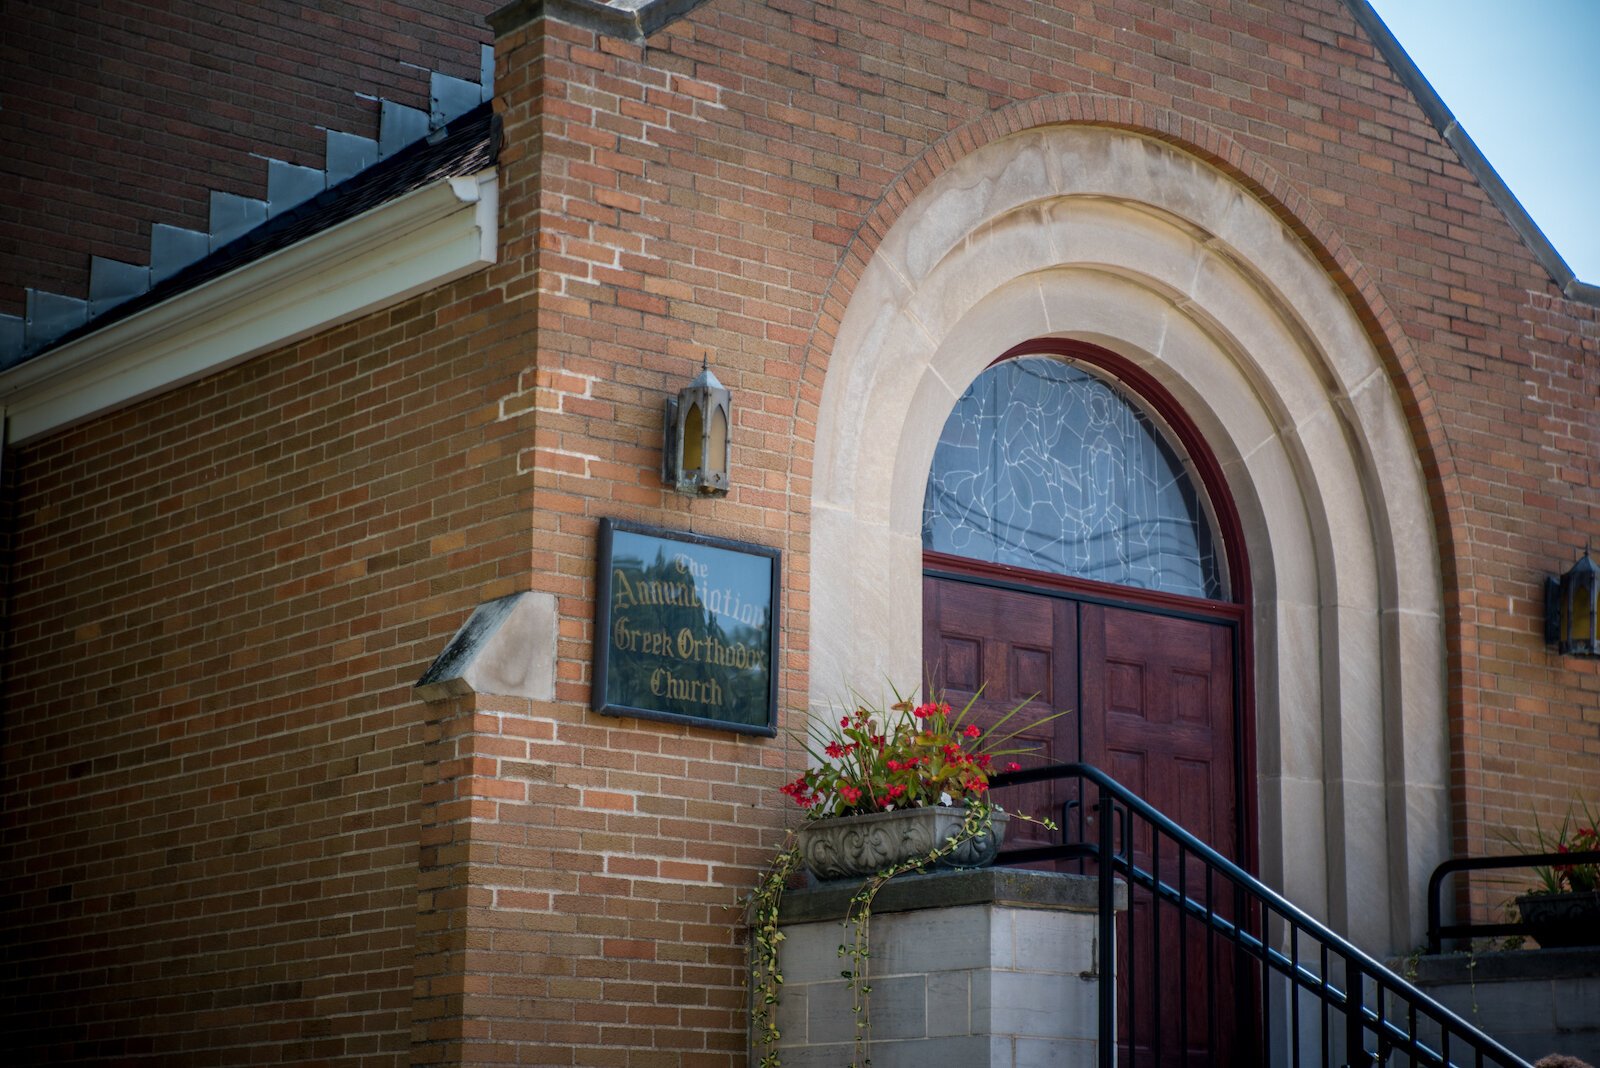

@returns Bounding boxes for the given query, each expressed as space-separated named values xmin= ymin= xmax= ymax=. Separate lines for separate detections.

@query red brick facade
xmin=1 ymin=1 xmax=1596 ymax=1065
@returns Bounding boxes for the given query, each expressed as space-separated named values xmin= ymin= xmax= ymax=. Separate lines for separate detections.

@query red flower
xmin=780 ymin=775 xmax=817 ymax=808
xmin=963 ymin=723 xmax=980 ymax=738
xmin=840 ymin=785 xmax=862 ymax=804
xmin=1006 ymin=762 xmax=1021 ymax=772
xmin=825 ymin=741 xmax=845 ymax=759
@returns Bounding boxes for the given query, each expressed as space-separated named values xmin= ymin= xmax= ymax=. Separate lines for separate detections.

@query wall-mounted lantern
xmin=662 ymin=358 xmax=731 ymax=497
xmin=1545 ymin=549 xmax=1599 ymax=657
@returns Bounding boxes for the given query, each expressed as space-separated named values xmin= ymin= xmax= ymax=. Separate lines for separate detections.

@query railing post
xmin=1099 ymin=792 xmax=1116 ymax=1068
xmin=1344 ymin=951 xmax=1370 ymax=1068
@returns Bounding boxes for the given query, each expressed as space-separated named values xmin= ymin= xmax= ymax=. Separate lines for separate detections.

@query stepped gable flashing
xmin=488 ymin=0 xmax=713 ymax=42
xmin=21 ymin=103 xmax=500 ymax=367
xmin=1342 ymin=0 xmax=1596 ymax=305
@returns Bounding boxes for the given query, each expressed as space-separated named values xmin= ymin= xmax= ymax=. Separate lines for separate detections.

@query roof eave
xmin=0 ymin=168 xmax=498 ymax=444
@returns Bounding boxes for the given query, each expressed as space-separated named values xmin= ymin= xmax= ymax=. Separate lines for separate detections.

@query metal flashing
xmin=208 ymin=191 xmax=268 ymax=249
xmin=379 ymin=99 xmax=431 ymax=159
xmin=24 ymin=291 xmax=87 ymax=353
xmin=326 ymin=130 xmax=380 ymax=185
xmin=88 ymin=257 xmax=150 ymax=317
xmin=29 ymin=104 xmax=498 ymax=362
xmin=266 ymin=159 xmax=327 ymax=218
xmin=431 ymin=71 xmax=484 ymax=130
xmin=149 ymin=224 xmax=210 ymax=284
xmin=0 ymin=161 xmax=498 ymax=443
xmin=4 ymin=51 xmax=498 ymax=367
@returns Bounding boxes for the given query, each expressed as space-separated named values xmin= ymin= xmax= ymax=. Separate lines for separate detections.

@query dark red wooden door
xmin=922 ymin=575 xmax=1078 ymax=852
xmin=1082 ymin=603 xmax=1239 ymax=1066
xmin=924 ymin=574 xmax=1243 ymax=1065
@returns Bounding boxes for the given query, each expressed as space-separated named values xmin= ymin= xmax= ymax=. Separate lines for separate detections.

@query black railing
xmin=989 ymin=763 xmax=1531 ymax=1068
xmin=1427 ymin=849 xmax=1600 ymax=953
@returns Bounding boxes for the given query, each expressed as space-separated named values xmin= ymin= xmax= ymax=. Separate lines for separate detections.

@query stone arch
xmin=808 ymin=121 xmax=1449 ymax=952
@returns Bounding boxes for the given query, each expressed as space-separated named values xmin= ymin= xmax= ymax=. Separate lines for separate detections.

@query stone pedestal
xmin=770 ymin=867 xmax=1124 ymax=1068
xmin=1412 ymin=947 xmax=1600 ymax=1065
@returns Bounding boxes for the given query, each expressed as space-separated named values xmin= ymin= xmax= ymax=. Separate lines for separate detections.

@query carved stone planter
xmin=1517 ymin=890 xmax=1600 ymax=948
xmin=795 ymin=806 xmax=1009 ymax=881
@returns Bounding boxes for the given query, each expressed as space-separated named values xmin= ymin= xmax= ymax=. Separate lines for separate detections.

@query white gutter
xmin=0 ymin=168 xmax=498 ymax=444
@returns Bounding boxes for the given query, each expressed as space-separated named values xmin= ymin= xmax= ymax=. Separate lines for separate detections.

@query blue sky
xmin=1367 ymin=0 xmax=1600 ymax=283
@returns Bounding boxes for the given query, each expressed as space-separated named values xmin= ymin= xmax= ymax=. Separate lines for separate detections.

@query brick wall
xmin=1 ymin=0 xmax=1597 ymax=1065
xmin=0 ymin=0 xmax=498 ymax=317
xmin=0 ymin=270 xmax=532 ymax=1063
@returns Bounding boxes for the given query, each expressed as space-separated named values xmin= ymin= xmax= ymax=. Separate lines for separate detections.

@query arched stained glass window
xmin=922 ymin=356 xmax=1224 ymax=600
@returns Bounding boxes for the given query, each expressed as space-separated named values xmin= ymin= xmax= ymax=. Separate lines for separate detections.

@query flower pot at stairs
xmin=1516 ymin=889 xmax=1600 ymax=948
xmin=795 ymin=805 xmax=1009 ymax=881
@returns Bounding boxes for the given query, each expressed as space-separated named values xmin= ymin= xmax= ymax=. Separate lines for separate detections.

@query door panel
xmin=1082 ymin=603 xmax=1239 ymax=1067
xmin=1082 ymin=603 xmax=1234 ymax=857
xmin=922 ymin=576 xmax=1078 ymax=851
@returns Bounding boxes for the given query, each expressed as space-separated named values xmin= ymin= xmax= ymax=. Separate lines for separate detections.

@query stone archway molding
xmin=809 ymin=123 xmax=1448 ymax=954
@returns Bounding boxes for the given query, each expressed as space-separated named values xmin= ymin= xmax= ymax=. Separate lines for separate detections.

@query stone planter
xmin=1516 ymin=889 xmax=1600 ymax=948
xmin=796 ymin=806 xmax=1009 ymax=881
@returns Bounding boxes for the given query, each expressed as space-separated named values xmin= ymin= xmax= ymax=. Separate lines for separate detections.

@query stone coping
xmin=777 ymin=866 xmax=1126 ymax=925
xmin=1414 ymin=946 xmax=1600 ymax=983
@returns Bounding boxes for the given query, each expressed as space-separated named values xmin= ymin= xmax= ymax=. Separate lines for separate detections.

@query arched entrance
xmin=808 ymin=122 xmax=1450 ymax=956
xmin=920 ymin=342 xmax=1252 ymax=1063
xmin=920 ymin=341 xmax=1250 ymax=859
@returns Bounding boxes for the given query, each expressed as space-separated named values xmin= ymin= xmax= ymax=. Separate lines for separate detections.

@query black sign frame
xmin=593 ymin=518 xmax=779 ymax=737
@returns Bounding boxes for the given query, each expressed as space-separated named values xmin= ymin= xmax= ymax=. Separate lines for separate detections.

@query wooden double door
xmin=923 ymin=568 xmax=1247 ymax=1065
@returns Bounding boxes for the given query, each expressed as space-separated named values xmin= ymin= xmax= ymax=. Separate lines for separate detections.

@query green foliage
xmin=743 ymin=803 xmax=998 ymax=1068
xmin=746 ymin=836 xmax=803 ymax=1068
xmin=1514 ymin=795 xmax=1600 ymax=895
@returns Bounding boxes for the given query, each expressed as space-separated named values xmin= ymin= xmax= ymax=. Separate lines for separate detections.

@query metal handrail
xmin=990 ymin=762 xmax=1532 ymax=1068
xmin=1426 ymin=849 xmax=1600 ymax=953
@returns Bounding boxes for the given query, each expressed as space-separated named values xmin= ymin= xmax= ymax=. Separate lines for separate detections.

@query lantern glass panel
xmin=682 ymin=402 xmax=705 ymax=474
xmin=1572 ymin=576 xmax=1597 ymax=647
xmin=708 ymin=406 xmax=727 ymax=475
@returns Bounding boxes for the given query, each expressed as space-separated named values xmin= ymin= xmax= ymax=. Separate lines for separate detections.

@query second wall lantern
xmin=662 ymin=358 xmax=731 ymax=497
xmin=1545 ymin=549 xmax=1599 ymax=657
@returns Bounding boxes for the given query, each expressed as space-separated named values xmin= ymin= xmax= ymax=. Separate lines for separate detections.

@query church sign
xmin=593 ymin=518 xmax=779 ymax=736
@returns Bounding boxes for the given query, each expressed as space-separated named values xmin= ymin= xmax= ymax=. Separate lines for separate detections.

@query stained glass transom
xmin=922 ymin=357 xmax=1224 ymax=600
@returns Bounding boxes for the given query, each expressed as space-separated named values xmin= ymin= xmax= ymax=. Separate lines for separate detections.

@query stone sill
xmin=777 ymin=867 xmax=1126 ymax=925
xmin=1416 ymin=945 xmax=1600 ymax=983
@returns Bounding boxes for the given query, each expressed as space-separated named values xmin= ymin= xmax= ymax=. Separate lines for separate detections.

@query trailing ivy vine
xmin=743 ymin=802 xmax=995 ymax=1068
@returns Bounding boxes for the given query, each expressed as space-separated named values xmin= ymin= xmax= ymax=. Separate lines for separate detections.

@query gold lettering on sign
xmin=677 ymin=628 xmax=762 ymax=670
xmin=611 ymin=569 xmax=702 ymax=611
xmin=699 ymin=585 xmax=763 ymax=627
xmin=649 ymin=668 xmax=724 ymax=707
xmin=613 ymin=618 xmax=676 ymax=656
